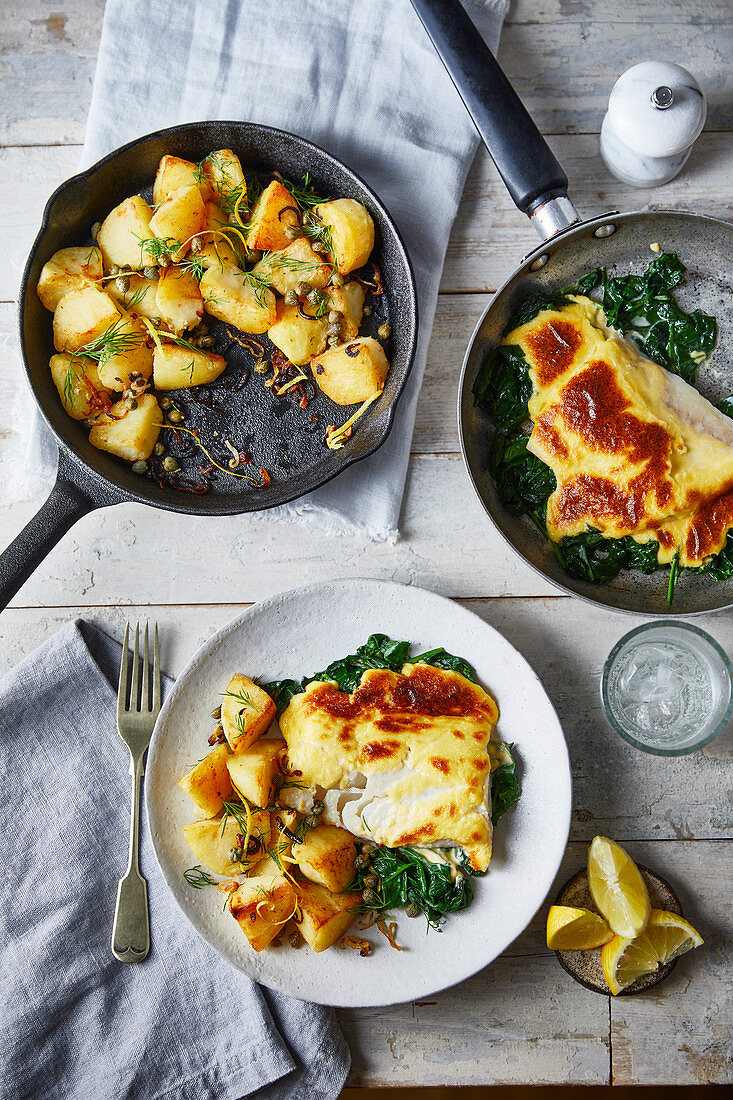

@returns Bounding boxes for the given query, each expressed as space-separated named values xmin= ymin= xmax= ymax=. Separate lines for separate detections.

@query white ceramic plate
xmin=146 ymin=579 xmax=571 ymax=1007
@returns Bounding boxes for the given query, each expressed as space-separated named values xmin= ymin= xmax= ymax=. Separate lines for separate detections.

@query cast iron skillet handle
xmin=409 ymin=0 xmax=580 ymax=240
xmin=0 ymin=448 xmax=109 ymax=612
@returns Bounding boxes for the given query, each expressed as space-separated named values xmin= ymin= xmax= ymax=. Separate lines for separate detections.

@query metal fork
xmin=111 ymin=621 xmax=161 ymax=963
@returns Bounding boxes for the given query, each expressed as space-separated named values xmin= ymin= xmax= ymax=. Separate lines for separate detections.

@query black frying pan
xmin=411 ymin=0 xmax=733 ymax=616
xmin=1 ymin=121 xmax=417 ymax=610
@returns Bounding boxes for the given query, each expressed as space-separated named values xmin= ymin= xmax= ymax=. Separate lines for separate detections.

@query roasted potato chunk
xmin=89 ymin=392 xmax=162 ymax=462
xmin=313 ymin=198 xmax=374 ymax=274
xmin=182 ymin=808 xmax=271 ymax=876
xmin=197 ymin=203 xmax=239 ymax=270
xmin=153 ymin=155 xmax=211 ymax=205
xmin=295 ymin=880 xmax=361 ymax=953
xmin=177 ymin=742 xmax=232 ymax=818
xmin=251 ymin=238 xmax=331 ymax=296
xmin=229 ymin=874 xmax=297 ymax=952
xmin=153 ymin=342 xmax=226 ymax=390
xmin=246 ymin=180 xmax=300 ymax=252
xmin=327 ymin=281 xmax=366 ymax=340
xmin=311 ymin=337 xmax=388 ymax=404
xmin=94 ymin=317 xmax=153 ymax=392
xmin=37 ymin=246 xmax=103 ymax=312
xmin=202 ymin=149 xmax=245 ymax=206
xmin=294 ymin=825 xmax=357 ymax=894
xmin=221 ymin=674 xmax=277 ymax=752
xmin=200 ymin=265 xmax=277 ymax=333
xmin=226 ymin=739 xmax=286 ymax=807
xmin=97 ymin=195 xmax=154 ymax=270
xmin=148 ymin=185 xmax=207 ymax=263
xmin=107 ymin=274 xmax=161 ymax=321
xmin=49 ymin=353 xmax=111 ymax=420
xmin=154 ymin=267 xmax=204 ymax=334
xmin=268 ymin=301 xmax=328 ymax=366
xmin=53 ymin=285 xmax=120 ymax=354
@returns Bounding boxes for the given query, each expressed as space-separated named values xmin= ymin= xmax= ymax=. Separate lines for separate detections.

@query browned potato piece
xmin=153 ymin=342 xmax=226 ymax=390
xmin=97 ymin=195 xmax=155 ymax=270
xmin=251 ymin=238 xmax=331 ymax=296
xmin=177 ymin=742 xmax=232 ymax=818
xmin=155 ymin=267 xmax=204 ymax=333
xmin=148 ymin=185 xmax=207 ymax=263
xmin=153 ymin=155 xmax=211 ymax=205
xmin=200 ymin=265 xmax=277 ymax=333
xmin=95 ymin=317 xmax=153 ymax=392
xmin=295 ymin=879 xmax=361 ymax=953
xmin=313 ymin=198 xmax=375 ymax=274
xmin=229 ymin=875 xmax=297 ymax=951
xmin=311 ymin=337 xmax=389 ymax=405
xmin=246 ymin=181 xmax=300 ymax=252
xmin=268 ymin=301 xmax=328 ymax=366
xmin=89 ymin=392 xmax=162 ymax=462
xmin=197 ymin=203 xmax=239 ymax=271
xmin=53 ymin=285 xmax=120 ymax=353
xmin=201 ymin=149 xmax=245 ymax=205
xmin=226 ymin=739 xmax=286 ymax=807
xmin=294 ymin=825 xmax=357 ymax=894
xmin=49 ymin=353 xmax=111 ymax=420
xmin=327 ymin=282 xmax=366 ymax=339
xmin=221 ymin=674 xmax=277 ymax=752
xmin=183 ymin=809 xmax=271 ymax=876
xmin=108 ymin=274 xmax=161 ymax=321
xmin=37 ymin=246 xmax=103 ymax=311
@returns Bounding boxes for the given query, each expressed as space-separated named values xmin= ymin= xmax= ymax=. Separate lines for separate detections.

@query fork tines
xmin=118 ymin=621 xmax=161 ymax=717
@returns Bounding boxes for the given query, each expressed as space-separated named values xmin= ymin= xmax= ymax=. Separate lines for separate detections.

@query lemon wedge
xmin=546 ymin=905 xmax=614 ymax=950
xmin=601 ymin=909 xmax=704 ymax=995
xmin=587 ymin=836 xmax=650 ymax=937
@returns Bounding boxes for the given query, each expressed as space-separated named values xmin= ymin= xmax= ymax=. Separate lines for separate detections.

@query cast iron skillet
xmin=411 ymin=0 xmax=733 ymax=616
xmin=0 ymin=121 xmax=417 ymax=611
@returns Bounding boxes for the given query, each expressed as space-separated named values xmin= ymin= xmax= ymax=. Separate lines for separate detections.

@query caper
xmin=363 ymin=305 xmax=373 ymax=317
xmin=158 ymin=255 xmax=171 ymax=269
xmin=115 ymin=275 xmax=130 ymax=294
xmin=327 ymin=335 xmax=342 ymax=347
xmin=228 ymin=846 xmax=243 ymax=863
xmin=312 ymin=799 xmax=325 ymax=815
xmin=190 ymin=235 xmax=204 ymax=253
xmin=253 ymin=358 xmax=269 ymax=374
xmin=143 ymin=265 xmax=159 ymax=281
xmin=295 ymin=280 xmax=311 ymax=296
xmin=305 ymin=814 xmax=320 ymax=829
xmin=109 ymin=264 xmax=121 ymax=276
xmin=284 ymin=289 xmax=298 ymax=306
xmin=248 ymin=248 xmax=262 ymax=262
xmin=271 ymin=771 xmax=285 ymax=790
xmin=126 ymin=397 xmax=139 ymax=411
xmin=246 ymin=836 xmax=261 ymax=854
xmin=199 ymin=335 xmax=215 ymax=349
xmin=311 ymin=240 xmax=328 ymax=255
xmin=91 ymin=221 xmax=101 ymax=242
xmin=168 ymin=409 xmax=185 ymax=424
xmin=362 ymin=888 xmax=379 ymax=907
xmin=284 ymin=224 xmax=302 ymax=241
xmin=331 ymin=272 xmax=344 ymax=287
xmin=154 ymin=442 xmax=165 ymax=457
xmin=327 ymin=310 xmax=342 ymax=324
xmin=378 ymin=322 xmax=392 ymax=340
xmin=163 ymin=456 xmax=180 ymax=474
xmin=288 ymin=930 xmax=301 ymax=948
xmin=325 ymin=322 xmax=342 ymax=336
xmin=210 ymin=704 xmax=222 ymax=720
xmin=131 ymin=459 xmax=148 ymax=475
xmin=362 ymin=874 xmax=378 ymax=890
xmin=159 ymin=395 xmax=172 ymax=410
xmin=405 ymin=902 xmax=421 ymax=918
xmin=354 ymin=854 xmax=370 ymax=871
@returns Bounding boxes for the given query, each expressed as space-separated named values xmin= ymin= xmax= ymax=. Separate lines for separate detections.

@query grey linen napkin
xmin=0 ymin=621 xmax=349 ymax=1100
xmin=19 ymin=0 xmax=508 ymax=541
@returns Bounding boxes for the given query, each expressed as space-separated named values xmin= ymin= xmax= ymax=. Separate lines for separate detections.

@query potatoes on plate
xmin=178 ymin=741 xmax=233 ymax=817
xmin=295 ymin=879 xmax=362 ymax=953
xmin=221 ymin=673 xmax=277 ymax=752
xmin=226 ymin=739 xmax=286 ymax=807
xmin=294 ymin=824 xmax=357 ymax=894
xmin=182 ymin=808 xmax=271 ymax=876
xmin=229 ymin=875 xmax=297 ymax=952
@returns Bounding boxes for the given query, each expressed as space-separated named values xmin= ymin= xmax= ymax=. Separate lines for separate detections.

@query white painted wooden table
xmin=1 ymin=0 xmax=732 ymax=1087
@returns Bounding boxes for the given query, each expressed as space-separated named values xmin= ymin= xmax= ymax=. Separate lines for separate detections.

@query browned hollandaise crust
xmin=279 ymin=663 xmax=499 ymax=872
xmin=507 ymin=296 xmax=733 ymax=567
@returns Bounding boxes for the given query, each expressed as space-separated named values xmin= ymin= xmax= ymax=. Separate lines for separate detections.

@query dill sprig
xmin=183 ymin=866 xmax=217 ymax=888
xmin=218 ymin=181 xmax=249 ymax=220
xmin=222 ymin=687 xmax=260 ymax=710
xmin=63 ymin=317 xmax=147 ymax=403
xmin=176 ymin=254 xmax=207 ymax=281
xmin=220 ymin=798 xmax=250 ymax=838
xmin=133 ymin=233 xmax=182 ymax=263
xmin=301 ymin=212 xmax=334 ymax=259
xmin=281 ymin=171 xmax=329 ymax=210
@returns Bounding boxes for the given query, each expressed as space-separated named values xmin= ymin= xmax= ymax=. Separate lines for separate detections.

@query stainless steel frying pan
xmin=411 ymin=0 xmax=733 ymax=616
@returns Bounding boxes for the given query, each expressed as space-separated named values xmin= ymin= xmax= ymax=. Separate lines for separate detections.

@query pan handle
xmin=0 ymin=448 xmax=114 ymax=612
xmin=409 ymin=0 xmax=580 ymax=239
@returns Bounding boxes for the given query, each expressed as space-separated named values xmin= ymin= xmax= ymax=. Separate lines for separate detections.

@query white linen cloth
xmin=0 ymin=620 xmax=350 ymax=1100
xmin=15 ymin=0 xmax=508 ymax=541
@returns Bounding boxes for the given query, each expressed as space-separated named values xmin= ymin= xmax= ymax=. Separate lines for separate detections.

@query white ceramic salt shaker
xmin=600 ymin=61 xmax=706 ymax=187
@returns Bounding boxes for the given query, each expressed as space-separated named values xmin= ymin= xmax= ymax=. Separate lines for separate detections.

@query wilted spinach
xmin=351 ymin=845 xmax=474 ymax=930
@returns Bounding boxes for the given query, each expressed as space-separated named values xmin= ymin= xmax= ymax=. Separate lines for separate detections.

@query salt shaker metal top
xmin=600 ymin=61 xmax=707 ymax=187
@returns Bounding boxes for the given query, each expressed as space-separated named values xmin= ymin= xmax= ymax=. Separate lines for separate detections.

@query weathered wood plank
xmin=2 ymin=134 xmax=732 ymax=303
xmin=2 ymin=0 xmax=732 ymax=146
xmin=1 ymin=601 xmax=731 ymax=842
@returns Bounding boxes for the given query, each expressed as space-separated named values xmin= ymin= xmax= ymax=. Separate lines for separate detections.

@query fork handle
xmin=111 ymin=752 xmax=150 ymax=962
